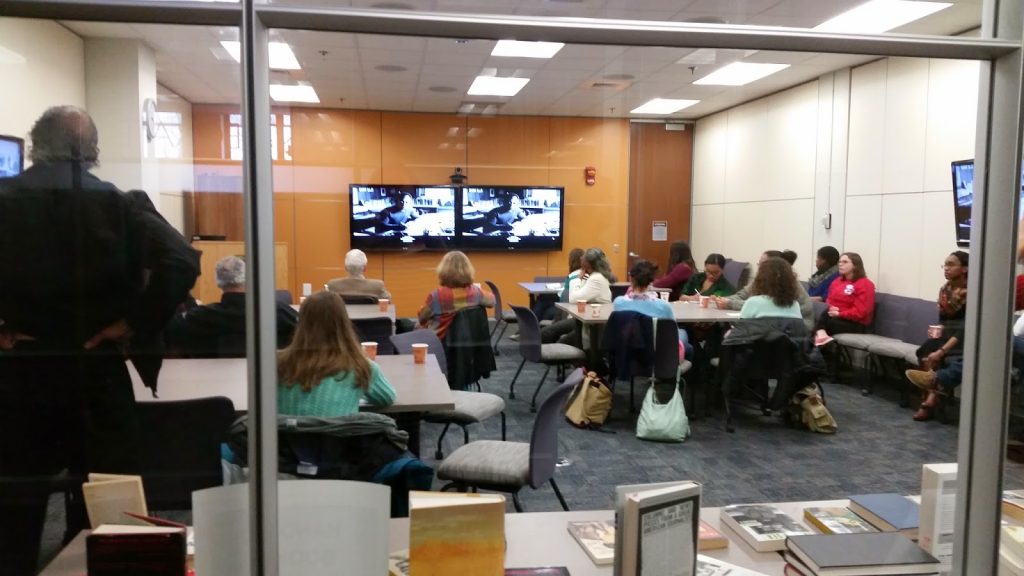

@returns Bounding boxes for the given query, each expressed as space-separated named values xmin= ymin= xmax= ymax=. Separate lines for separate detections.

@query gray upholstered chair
xmin=508 ymin=305 xmax=586 ymax=411
xmin=390 ymin=329 xmax=505 ymax=460
xmin=723 ymin=259 xmax=750 ymax=290
xmin=484 ymin=280 xmax=517 ymax=355
xmin=437 ymin=369 xmax=581 ymax=512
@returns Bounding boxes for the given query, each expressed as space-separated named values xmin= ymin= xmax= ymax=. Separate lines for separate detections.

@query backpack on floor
xmin=564 ymin=371 xmax=613 ymax=428
xmin=788 ymin=383 xmax=837 ymax=434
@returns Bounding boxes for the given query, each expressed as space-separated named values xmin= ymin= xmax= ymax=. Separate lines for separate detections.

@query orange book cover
xmin=409 ymin=491 xmax=505 ymax=576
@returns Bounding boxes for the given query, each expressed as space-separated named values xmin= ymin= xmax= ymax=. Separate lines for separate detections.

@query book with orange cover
xmin=408 ymin=491 xmax=505 ymax=576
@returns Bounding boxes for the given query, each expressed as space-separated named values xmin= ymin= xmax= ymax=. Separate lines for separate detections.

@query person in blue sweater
xmin=807 ymin=245 xmax=840 ymax=301
xmin=277 ymin=291 xmax=395 ymax=416
xmin=614 ymin=259 xmax=690 ymax=360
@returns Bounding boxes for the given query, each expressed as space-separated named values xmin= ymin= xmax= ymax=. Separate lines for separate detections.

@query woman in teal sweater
xmin=278 ymin=291 xmax=395 ymax=416
xmin=739 ymin=257 xmax=802 ymax=320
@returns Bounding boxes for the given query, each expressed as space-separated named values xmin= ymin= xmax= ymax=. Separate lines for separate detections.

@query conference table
xmin=518 ymin=281 xmax=562 ymax=307
xmin=129 ymin=355 xmax=453 ymax=456
xmin=555 ymin=300 xmax=740 ymax=325
xmin=289 ymin=302 xmax=397 ymax=321
xmin=40 ymin=499 xmax=857 ymax=575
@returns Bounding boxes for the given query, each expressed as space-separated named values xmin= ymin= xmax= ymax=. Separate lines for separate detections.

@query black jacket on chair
xmin=720 ymin=316 xmax=817 ymax=410
xmin=600 ymin=311 xmax=656 ymax=380
xmin=444 ymin=306 xmax=496 ymax=390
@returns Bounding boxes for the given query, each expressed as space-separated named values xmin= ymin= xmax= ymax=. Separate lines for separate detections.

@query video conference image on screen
xmin=461 ymin=187 xmax=562 ymax=244
xmin=351 ymin=185 xmax=456 ymax=248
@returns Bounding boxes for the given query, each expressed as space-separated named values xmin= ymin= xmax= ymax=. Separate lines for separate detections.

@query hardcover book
xmin=719 ymin=503 xmax=815 ymax=553
xmin=919 ymin=462 xmax=957 ymax=573
xmin=803 ymin=507 xmax=878 ymax=534
xmin=566 ymin=520 xmax=615 ymax=565
xmin=408 ymin=491 xmax=505 ymax=576
xmin=698 ymin=520 xmax=730 ymax=550
xmin=785 ymin=532 xmax=940 ymax=576
xmin=613 ymin=480 xmax=694 ymax=576
xmin=847 ymin=493 xmax=919 ymax=540
xmin=620 ymin=482 xmax=701 ymax=576
xmin=86 ymin=524 xmax=187 ymax=576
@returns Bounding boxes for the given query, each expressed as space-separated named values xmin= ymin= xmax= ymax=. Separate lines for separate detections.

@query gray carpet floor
xmin=35 ymin=327 xmax=1024 ymax=570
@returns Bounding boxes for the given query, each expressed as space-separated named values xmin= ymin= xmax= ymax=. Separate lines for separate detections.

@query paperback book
xmin=619 ymin=481 xmax=701 ymax=576
xmin=719 ymin=504 xmax=815 ymax=553
xmin=803 ymin=507 xmax=878 ymax=534
xmin=698 ymin=520 xmax=729 ymax=550
xmin=82 ymin=473 xmax=148 ymax=529
xmin=696 ymin=554 xmax=769 ymax=575
xmin=1004 ymin=489 xmax=1024 ymax=523
xmin=566 ymin=520 xmax=615 ymax=565
xmin=408 ymin=491 xmax=505 ymax=576
xmin=613 ymin=480 xmax=696 ymax=576
xmin=847 ymin=493 xmax=919 ymax=541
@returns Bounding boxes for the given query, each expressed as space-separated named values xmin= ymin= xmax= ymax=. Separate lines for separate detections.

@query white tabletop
xmin=290 ymin=303 xmax=397 ymax=322
xmin=519 ymin=281 xmax=562 ymax=295
xmin=555 ymin=301 xmax=741 ymax=324
xmin=129 ymin=355 xmax=453 ymax=413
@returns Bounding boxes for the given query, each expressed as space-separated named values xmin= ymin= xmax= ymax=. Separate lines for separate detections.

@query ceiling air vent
xmin=581 ymin=79 xmax=631 ymax=91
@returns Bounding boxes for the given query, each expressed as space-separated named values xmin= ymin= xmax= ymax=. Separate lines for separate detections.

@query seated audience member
xmin=716 ymin=250 xmax=815 ymax=331
xmin=781 ymin=249 xmax=798 ymax=266
xmin=278 ymin=291 xmax=395 ymax=416
xmin=165 ymin=255 xmax=298 ymax=357
xmin=417 ymin=250 xmax=494 ymax=340
xmin=326 ymin=249 xmax=392 ymax=300
xmin=652 ymin=240 xmax=696 ymax=301
xmin=541 ymin=247 xmax=613 ymax=344
xmin=813 ymin=251 xmax=876 ymax=346
xmin=614 ymin=259 xmax=690 ymax=359
xmin=905 ymin=357 xmax=962 ymax=422
xmin=678 ymin=253 xmax=736 ymax=301
xmin=807 ymin=246 xmax=841 ymax=301
xmin=738 ymin=257 xmax=802 ymax=320
xmin=378 ymin=192 xmax=420 ymax=228
xmin=532 ymin=247 xmax=584 ymax=323
xmin=904 ymin=251 xmax=968 ymax=421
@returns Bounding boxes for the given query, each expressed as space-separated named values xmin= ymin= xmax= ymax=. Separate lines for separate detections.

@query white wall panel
xmin=846 ymin=60 xmax=886 ymax=197
xmin=724 ymin=100 xmax=769 ymax=204
xmin=759 ymin=199 xmax=816 ymax=278
xmin=844 ymin=195 xmax=883 ymax=282
xmin=878 ymin=194 xmax=925 ymax=296
xmin=919 ymin=190 xmax=962 ymax=299
xmin=924 ymin=59 xmax=979 ymax=192
xmin=720 ymin=203 xmax=769 ymax=266
xmin=764 ymin=83 xmax=818 ymax=202
xmin=692 ymin=115 xmax=727 ymax=206
xmin=881 ymin=58 xmax=928 ymax=195
xmin=690 ymin=203 xmax=724 ymax=261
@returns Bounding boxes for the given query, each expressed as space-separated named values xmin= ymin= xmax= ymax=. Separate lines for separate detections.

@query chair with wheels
xmin=390 ymin=329 xmax=506 ymax=460
xmin=508 ymin=305 xmax=586 ymax=411
xmin=437 ymin=369 xmax=581 ymax=512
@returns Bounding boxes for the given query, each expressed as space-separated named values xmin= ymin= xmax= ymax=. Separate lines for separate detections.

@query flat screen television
xmin=459 ymin=185 xmax=564 ymax=251
xmin=350 ymin=184 xmax=456 ymax=250
xmin=0 ymin=135 xmax=24 ymax=178
xmin=950 ymin=159 xmax=1024 ymax=247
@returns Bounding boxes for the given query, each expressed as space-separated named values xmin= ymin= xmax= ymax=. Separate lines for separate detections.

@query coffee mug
xmin=590 ymin=304 xmax=601 ymax=317
xmin=361 ymin=341 xmax=378 ymax=360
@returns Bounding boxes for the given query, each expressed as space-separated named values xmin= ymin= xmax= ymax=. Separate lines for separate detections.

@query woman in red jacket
xmin=814 ymin=252 xmax=876 ymax=346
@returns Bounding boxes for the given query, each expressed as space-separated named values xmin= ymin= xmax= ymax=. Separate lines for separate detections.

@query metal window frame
xmin=2 ymin=1 xmax=1021 ymax=574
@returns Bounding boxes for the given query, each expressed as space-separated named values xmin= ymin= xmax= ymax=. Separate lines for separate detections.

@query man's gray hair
xmin=215 ymin=255 xmax=246 ymax=289
xmin=344 ymin=249 xmax=368 ymax=275
xmin=29 ymin=106 xmax=100 ymax=168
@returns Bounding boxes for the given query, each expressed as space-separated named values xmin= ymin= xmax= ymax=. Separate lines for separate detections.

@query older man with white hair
xmin=165 ymin=255 xmax=298 ymax=357
xmin=326 ymin=249 xmax=392 ymax=300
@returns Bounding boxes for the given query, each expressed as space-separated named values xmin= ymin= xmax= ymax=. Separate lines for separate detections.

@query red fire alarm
xmin=584 ymin=166 xmax=597 ymax=186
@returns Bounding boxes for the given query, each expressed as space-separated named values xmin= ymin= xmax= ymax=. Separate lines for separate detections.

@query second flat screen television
xmin=351 ymin=185 xmax=456 ymax=250
xmin=950 ymin=159 xmax=1024 ymax=248
xmin=461 ymin=186 xmax=563 ymax=250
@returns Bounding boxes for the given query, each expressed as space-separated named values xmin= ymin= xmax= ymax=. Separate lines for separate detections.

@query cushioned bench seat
xmin=865 ymin=339 xmax=920 ymax=366
xmin=833 ymin=333 xmax=901 ymax=351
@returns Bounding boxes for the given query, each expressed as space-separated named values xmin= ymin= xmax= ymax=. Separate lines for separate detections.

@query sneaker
xmin=814 ymin=330 xmax=834 ymax=347
xmin=905 ymin=369 xmax=937 ymax=391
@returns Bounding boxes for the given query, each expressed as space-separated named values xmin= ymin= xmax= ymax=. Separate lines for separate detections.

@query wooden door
xmin=627 ymin=123 xmax=693 ymax=275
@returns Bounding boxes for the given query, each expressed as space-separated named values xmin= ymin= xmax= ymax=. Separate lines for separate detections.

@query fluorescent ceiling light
xmin=491 ymin=40 xmax=564 ymax=59
xmin=694 ymin=62 xmax=790 ymax=86
xmin=220 ymin=41 xmax=301 ymax=70
xmin=630 ymin=98 xmax=699 ymax=115
xmin=269 ymin=84 xmax=320 ymax=103
xmin=813 ymin=0 xmax=952 ymax=34
xmin=467 ymin=76 xmax=530 ymax=97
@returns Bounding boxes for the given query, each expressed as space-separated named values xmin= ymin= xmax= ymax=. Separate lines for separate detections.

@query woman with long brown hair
xmin=278 ymin=291 xmax=395 ymax=416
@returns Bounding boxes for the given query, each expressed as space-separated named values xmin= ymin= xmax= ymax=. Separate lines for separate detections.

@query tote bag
xmin=636 ymin=383 xmax=689 ymax=442
xmin=564 ymin=371 xmax=613 ymax=428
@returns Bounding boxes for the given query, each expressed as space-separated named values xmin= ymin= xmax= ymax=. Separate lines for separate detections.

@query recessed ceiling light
xmin=375 ymin=64 xmax=408 ymax=72
xmin=813 ymin=0 xmax=951 ymax=34
xmin=467 ymin=76 xmax=530 ymax=97
xmin=269 ymin=84 xmax=319 ymax=103
xmin=694 ymin=62 xmax=790 ymax=86
xmin=430 ymin=86 xmax=458 ymax=93
xmin=630 ymin=98 xmax=699 ymax=115
xmin=491 ymin=40 xmax=564 ymax=59
xmin=220 ymin=41 xmax=300 ymax=70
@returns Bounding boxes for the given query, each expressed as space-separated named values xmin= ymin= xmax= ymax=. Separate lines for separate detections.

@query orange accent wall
xmin=192 ymin=106 xmax=629 ymax=316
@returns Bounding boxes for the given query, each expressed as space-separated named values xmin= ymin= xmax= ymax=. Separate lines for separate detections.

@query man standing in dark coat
xmin=0 ymin=106 xmax=200 ymax=574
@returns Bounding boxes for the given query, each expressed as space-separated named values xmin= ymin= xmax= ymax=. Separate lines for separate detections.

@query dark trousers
xmin=0 ymin=345 xmax=141 ymax=575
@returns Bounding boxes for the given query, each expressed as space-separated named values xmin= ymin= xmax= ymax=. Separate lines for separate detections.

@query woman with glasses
xmin=903 ymin=251 xmax=969 ymax=421
xmin=813 ymin=252 xmax=876 ymax=346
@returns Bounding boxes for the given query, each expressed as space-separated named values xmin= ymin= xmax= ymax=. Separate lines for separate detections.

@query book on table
xmin=719 ymin=503 xmax=815 ymax=553
xmin=919 ymin=462 xmax=957 ymax=572
xmin=1004 ymin=489 xmax=1024 ymax=522
xmin=613 ymin=480 xmax=697 ymax=576
xmin=698 ymin=519 xmax=730 ymax=550
xmin=82 ymin=472 xmax=148 ymax=529
xmin=566 ymin=520 xmax=615 ymax=565
xmin=408 ymin=491 xmax=505 ymax=576
xmin=847 ymin=493 xmax=920 ymax=541
xmin=618 ymin=481 xmax=701 ymax=576
xmin=86 ymin=524 xmax=187 ymax=576
xmin=1002 ymin=525 xmax=1024 ymax=576
xmin=785 ymin=532 xmax=940 ymax=576
xmin=696 ymin=554 xmax=770 ymax=575
xmin=803 ymin=507 xmax=878 ymax=534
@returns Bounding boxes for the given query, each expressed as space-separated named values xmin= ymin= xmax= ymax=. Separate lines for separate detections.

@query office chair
xmin=483 ymin=280 xmax=517 ymax=355
xmin=437 ymin=371 xmax=580 ymax=512
xmin=351 ymin=317 xmax=395 ymax=355
xmin=508 ymin=305 xmax=586 ymax=411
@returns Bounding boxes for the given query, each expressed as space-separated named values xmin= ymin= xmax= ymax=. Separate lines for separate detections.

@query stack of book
xmin=847 ymin=493 xmax=920 ymax=541
xmin=784 ymin=533 xmax=940 ymax=575
xmin=719 ymin=503 xmax=815 ymax=552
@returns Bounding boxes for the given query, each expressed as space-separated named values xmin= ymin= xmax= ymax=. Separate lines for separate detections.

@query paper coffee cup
xmin=659 ymin=291 xmax=668 ymax=300
xmin=928 ymin=324 xmax=943 ymax=339
xmin=378 ymin=298 xmax=390 ymax=312
xmin=576 ymin=300 xmax=587 ymax=313
xmin=590 ymin=303 xmax=601 ymax=317
xmin=411 ymin=343 xmax=428 ymax=364
xmin=361 ymin=341 xmax=378 ymax=360
xmin=699 ymin=296 xmax=710 ymax=308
